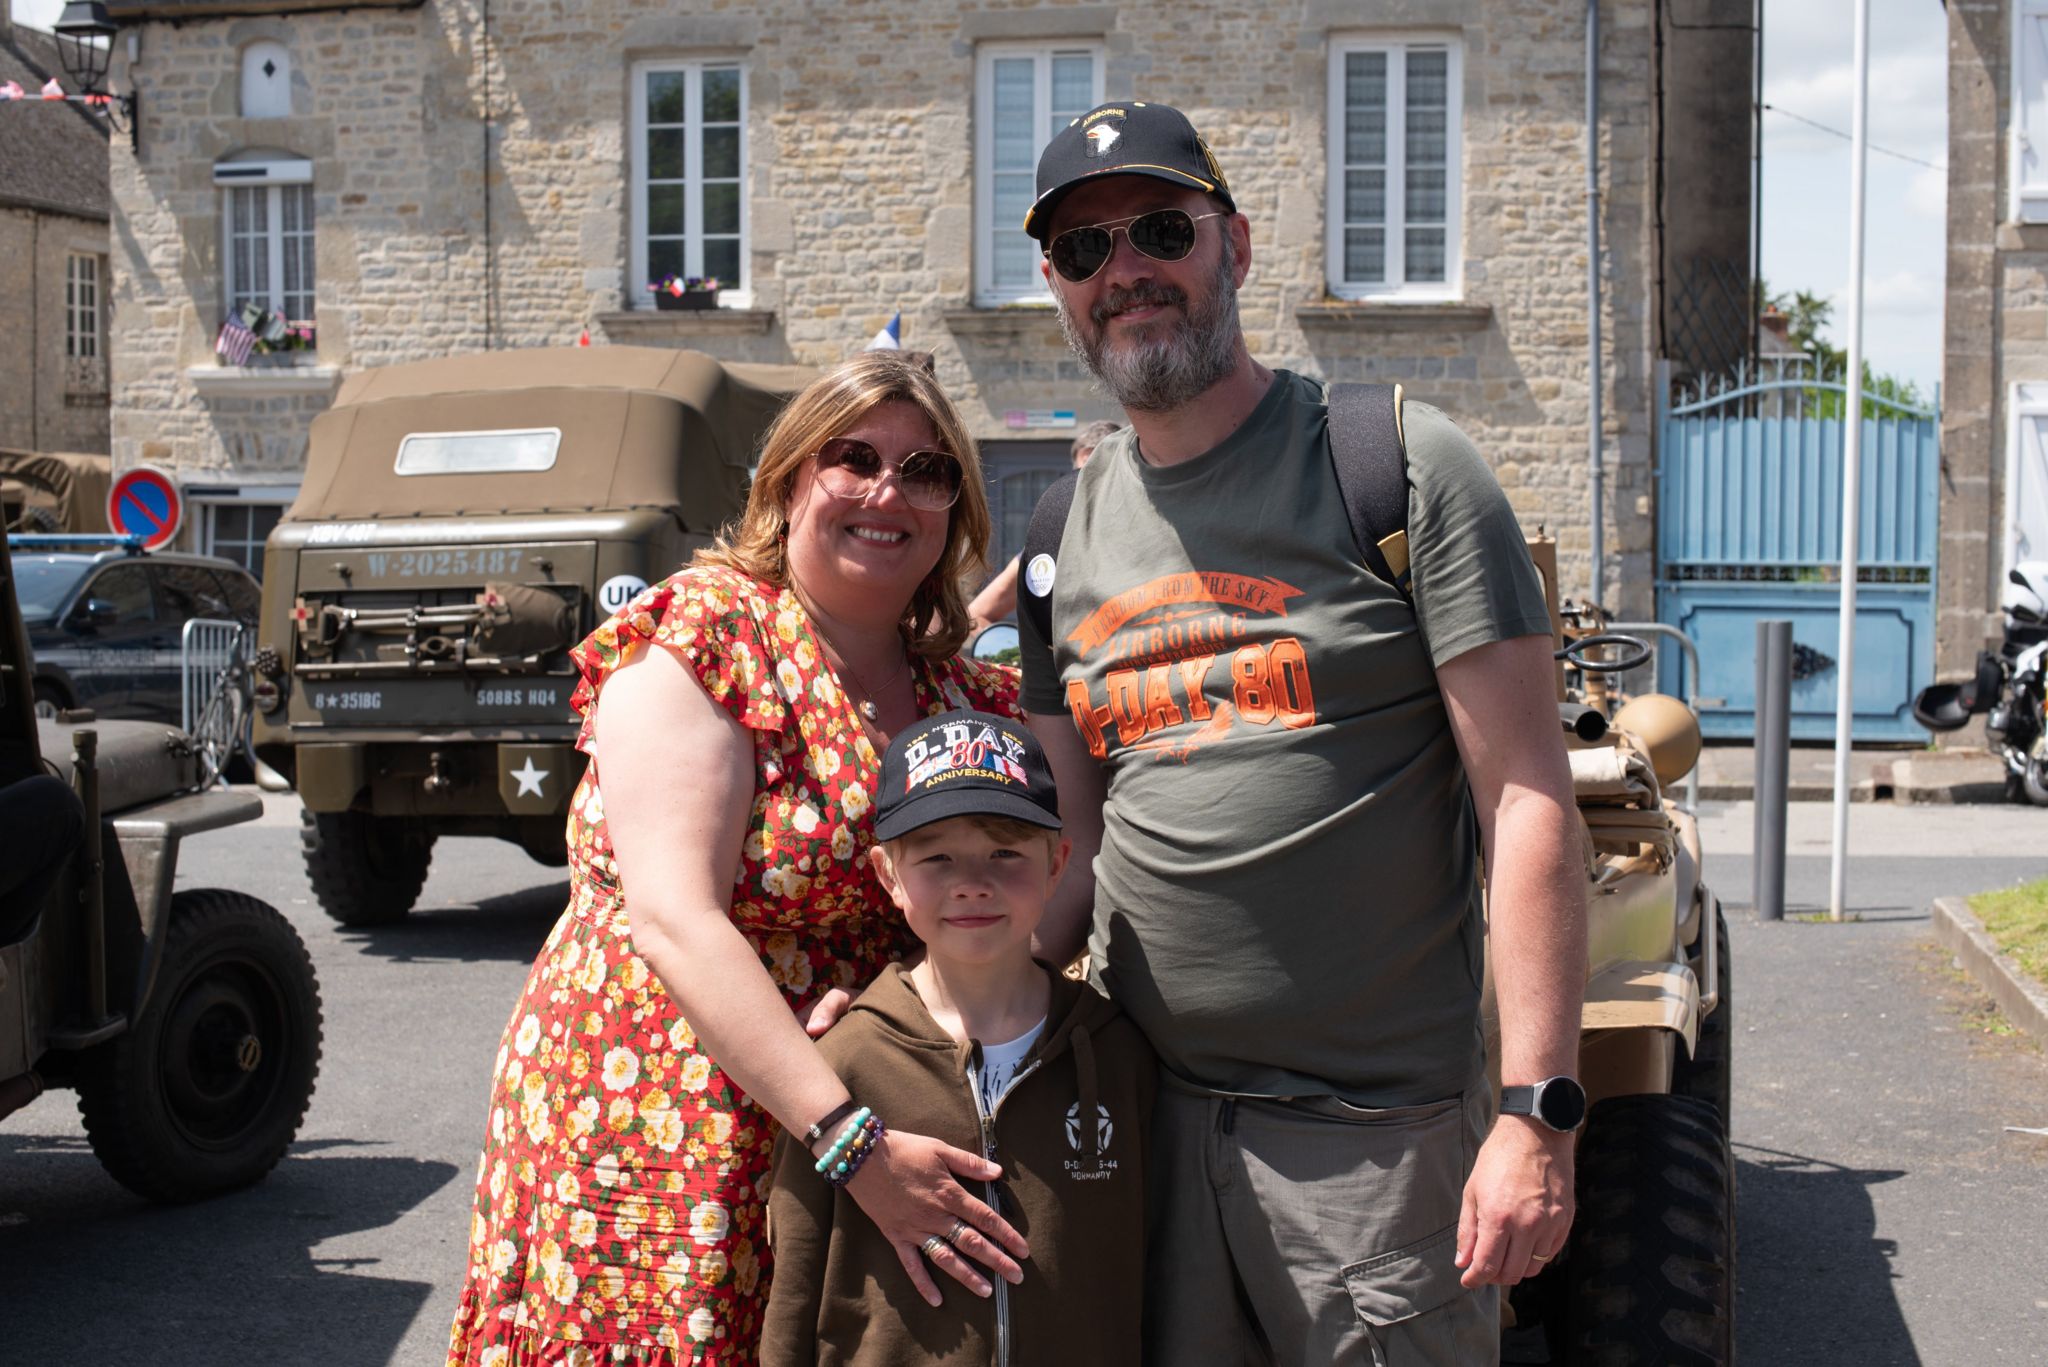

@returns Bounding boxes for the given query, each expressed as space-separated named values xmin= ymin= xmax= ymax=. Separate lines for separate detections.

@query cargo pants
xmin=1143 ymin=1073 xmax=1499 ymax=1367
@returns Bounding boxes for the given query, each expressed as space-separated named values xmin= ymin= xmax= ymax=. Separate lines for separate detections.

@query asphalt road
xmin=2 ymin=795 xmax=2046 ymax=1365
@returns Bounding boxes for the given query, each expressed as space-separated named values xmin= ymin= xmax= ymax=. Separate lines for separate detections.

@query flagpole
xmin=1828 ymin=0 xmax=1872 ymax=923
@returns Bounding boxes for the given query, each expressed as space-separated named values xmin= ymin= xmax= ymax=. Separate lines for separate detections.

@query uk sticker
xmin=599 ymin=574 xmax=650 ymax=613
xmin=1024 ymin=554 xmax=1056 ymax=598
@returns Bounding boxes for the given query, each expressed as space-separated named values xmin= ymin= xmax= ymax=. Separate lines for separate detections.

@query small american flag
xmin=216 ymin=315 xmax=257 ymax=366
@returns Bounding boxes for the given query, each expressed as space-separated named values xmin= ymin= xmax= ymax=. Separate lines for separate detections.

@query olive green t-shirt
xmin=1018 ymin=372 xmax=1551 ymax=1106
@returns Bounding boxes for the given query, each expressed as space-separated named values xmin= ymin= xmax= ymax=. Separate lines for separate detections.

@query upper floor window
xmin=975 ymin=43 xmax=1103 ymax=306
xmin=240 ymin=41 xmax=292 ymax=118
xmin=2015 ymin=2 xmax=2048 ymax=221
xmin=1327 ymin=35 xmax=1463 ymax=299
xmin=66 ymin=253 xmax=100 ymax=359
xmin=630 ymin=61 xmax=746 ymax=306
xmin=216 ymin=154 xmax=316 ymax=337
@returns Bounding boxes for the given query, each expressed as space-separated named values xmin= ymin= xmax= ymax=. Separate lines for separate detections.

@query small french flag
xmin=864 ymin=312 xmax=901 ymax=351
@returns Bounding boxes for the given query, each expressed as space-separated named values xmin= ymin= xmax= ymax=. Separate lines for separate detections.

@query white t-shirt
xmin=977 ymin=1018 xmax=1047 ymax=1115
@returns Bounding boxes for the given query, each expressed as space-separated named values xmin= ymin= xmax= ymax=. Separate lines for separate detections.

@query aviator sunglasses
xmin=1045 ymin=208 xmax=1226 ymax=284
xmin=812 ymin=437 xmax=965 ymax=512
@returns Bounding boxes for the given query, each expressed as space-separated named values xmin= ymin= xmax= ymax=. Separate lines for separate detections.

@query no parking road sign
xmin=107 ymin=465 xmax=185 ymax=550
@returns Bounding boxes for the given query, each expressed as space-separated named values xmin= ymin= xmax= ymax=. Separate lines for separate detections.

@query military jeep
xmin=0 ymin=527 xmax=323 ymax=1202
xmin=1490 ymin=535 xmax=1733 ymax=1365
xmin=251 ymin=347 xmax=812 ymax=927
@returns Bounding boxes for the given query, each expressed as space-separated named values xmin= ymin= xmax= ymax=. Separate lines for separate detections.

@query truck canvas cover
xmin=287 ymin=347 xmax=816 ymax=527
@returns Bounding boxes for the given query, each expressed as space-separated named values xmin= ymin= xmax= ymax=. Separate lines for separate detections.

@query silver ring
xmin=920 ymin=1234 xmax=948 ymax=1259
xmin=947 ymin=1219 xmax=968 ymax=1245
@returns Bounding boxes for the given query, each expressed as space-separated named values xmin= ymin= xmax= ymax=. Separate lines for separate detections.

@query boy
xmin=761 ymin=709 xmax=1156 ymax=1367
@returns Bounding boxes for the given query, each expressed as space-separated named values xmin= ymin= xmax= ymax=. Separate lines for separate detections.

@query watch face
xmin=1537 ymin=1078 xmax=1588 ymax=1131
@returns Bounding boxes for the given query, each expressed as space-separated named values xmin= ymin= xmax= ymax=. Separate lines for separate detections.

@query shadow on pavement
xmin=1736 ymin=1143 xmax=1921 ymax=1367
xmin=343 ymin=879 xmax=570 ymax=966
xmin=0 ymin=1134 xmax=457 ymax=1365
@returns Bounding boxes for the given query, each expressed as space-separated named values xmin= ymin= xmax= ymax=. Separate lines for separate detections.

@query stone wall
xmin=1945 ymin=0 xmax=2032 ymax=683
xmin=0 ymin=206 xmax=111 ymax=455
xmin=109 ymin=0 xmax=1661 ymax=610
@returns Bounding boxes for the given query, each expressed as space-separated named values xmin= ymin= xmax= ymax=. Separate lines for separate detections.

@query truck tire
xmin=1562 ymin=1093 xmax=1733 ymax=1367
xmin=301 ymin=808 xmax=434 ymax=926
xmin=75 ymin=889 xmax=322 ymax=1202
xmin=1673 ymin=906 xmax=1732 ymax=1125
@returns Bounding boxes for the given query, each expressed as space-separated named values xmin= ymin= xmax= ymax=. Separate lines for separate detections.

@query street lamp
xmin=52 ymin=2 xmax=137 ymax=151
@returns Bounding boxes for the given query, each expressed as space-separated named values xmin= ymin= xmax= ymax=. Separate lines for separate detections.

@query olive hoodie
xmin=761 ymin=962 xmax=1156 ymax=1367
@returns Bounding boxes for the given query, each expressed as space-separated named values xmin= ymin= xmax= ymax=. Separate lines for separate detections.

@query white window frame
xmin=974 ymin=41 xmax=1104 ymax=308
xmin=65 ymin=253 xmax=100 ymax=359
xmin=216 ymin=156 xmax=316 ymax=327
xmin=2014 ymin=2 xmax=2048 ymax=222
xmin=629 ymin=59 xmax=749 ymax=309
xmin=1326 ymin=32 xmax=1464 ymax=300
xmin=192 ymin=485 xmax=299 ymax=580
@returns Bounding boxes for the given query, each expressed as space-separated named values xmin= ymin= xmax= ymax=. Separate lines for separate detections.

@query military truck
xmin=251 ymin=347 xmax=813 ymax=927
xmin=0 ymin=525 xmax=322 ymax=1202
xmin=1495 ymin=535 xmax=1733 ymax=1365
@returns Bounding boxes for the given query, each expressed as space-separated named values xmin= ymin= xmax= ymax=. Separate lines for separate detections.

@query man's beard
xmin=1055 ymin=240 xmax=1241 ymax=414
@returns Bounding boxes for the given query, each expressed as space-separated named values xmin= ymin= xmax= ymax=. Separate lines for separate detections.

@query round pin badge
xmin=1024 ymin=554 xmax=1057 ymax=598
xmin=599 ymin=574 xmax=650 ymax=614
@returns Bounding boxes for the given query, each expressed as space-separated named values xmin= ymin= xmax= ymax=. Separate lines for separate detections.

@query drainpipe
xmin=1586 ymin=0 xmax=1604 ymax=610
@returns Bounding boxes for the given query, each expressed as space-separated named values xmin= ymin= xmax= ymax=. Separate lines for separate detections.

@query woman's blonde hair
xmin=696 ymin=352 xmax=990 ymax=658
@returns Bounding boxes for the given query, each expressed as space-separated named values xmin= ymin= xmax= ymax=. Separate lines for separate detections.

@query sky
xmin=16 ymin=0 xmax=1947 ymax=391
xmin=1759 ymin=0 xmax=1948 ymax=396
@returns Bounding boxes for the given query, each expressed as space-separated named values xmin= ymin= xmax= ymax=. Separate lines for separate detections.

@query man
xmin=967 ymin=419 xmax=1120 ymax=632
xmin=1014 ymin=101 xmax=1587 ymax=1366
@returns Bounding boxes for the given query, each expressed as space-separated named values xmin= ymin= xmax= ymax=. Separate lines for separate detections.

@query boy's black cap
xmin=875 ymin=709 xmax=1062 ymax=842
xmin=1022 ymin=100 xmax=1235 ymax=242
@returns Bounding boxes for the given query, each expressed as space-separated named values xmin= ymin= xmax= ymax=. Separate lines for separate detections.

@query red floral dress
xmin=447 ymin=566 xmax=1020 ymax=1366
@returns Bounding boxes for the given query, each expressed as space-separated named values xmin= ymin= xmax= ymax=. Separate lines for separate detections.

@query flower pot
xmin=654 ymin=290 xmax=719 ymax=312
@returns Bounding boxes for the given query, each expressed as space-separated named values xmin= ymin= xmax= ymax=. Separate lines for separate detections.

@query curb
xmin=1932 ymin=896 xmax=2048 ymax=1046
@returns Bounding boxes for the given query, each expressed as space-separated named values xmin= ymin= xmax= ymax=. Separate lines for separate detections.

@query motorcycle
xmin=1913 ymin=561 xmax=2048 ymax=804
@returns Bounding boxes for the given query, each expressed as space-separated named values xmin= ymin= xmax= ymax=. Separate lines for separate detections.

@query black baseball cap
xmin=874 ymin=709 xmax=1062 ymax=842
xmin=1023 ymin=100 xmax=1236 ymax=242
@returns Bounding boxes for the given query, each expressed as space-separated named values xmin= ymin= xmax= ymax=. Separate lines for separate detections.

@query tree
xmin=1756 ymin=278 xmax=1925 ymax=414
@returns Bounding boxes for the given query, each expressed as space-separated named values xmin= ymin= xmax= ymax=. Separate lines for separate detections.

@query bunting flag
xmin=216 ymin=315 xmax=257 ymax=367
xmin=864 ymin=312 xmax=901 ymax=351
xmin=40 ymin=77 xmax=64 ymax=100
xmin=0 ymin=81 xmax=24 ymax=101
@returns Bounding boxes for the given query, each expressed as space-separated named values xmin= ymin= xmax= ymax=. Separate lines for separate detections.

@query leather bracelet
xmin=803 ymin=1098 xmax=859 ymax=1150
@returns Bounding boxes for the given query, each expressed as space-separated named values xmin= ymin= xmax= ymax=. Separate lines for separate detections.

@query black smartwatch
xmin=1500 ymin=1077 xmax=1587 ymax=1132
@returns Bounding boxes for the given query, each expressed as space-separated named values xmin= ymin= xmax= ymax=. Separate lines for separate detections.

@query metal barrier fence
xmin=181 ymin=618 xmax=250 ymax=785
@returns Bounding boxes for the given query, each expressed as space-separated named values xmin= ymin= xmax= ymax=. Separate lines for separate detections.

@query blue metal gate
xmin=1655 ymin=370 xmax=1939 ymax=741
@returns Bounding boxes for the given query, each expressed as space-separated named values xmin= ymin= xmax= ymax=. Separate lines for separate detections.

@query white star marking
xmin=510 ymin=757 xmax=548 ymax=798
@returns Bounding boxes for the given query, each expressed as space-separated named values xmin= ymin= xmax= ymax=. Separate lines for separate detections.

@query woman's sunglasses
xmin=1044 ymin=209 xmax=1226 ymax=284
xmin=812 ymin=437 xmax=964 ymax=512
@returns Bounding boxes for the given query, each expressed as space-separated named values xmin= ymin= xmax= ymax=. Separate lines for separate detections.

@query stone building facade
xmin=103 ymin=0 xmax=1750 ymax=609
xmin=1 ymin=1 xmax=112 ymax=457
xmin=1945 ymin=1 xmax=2044 ymax=674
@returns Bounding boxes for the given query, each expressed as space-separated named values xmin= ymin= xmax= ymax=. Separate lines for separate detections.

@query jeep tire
xmin=1561 ymin=1093 xmax=1733 ymax=1367
xmin=302 ymin=808 xmax=434 ymax=926
xmin=75 ymin=889 xmax=323 ymax=1202
xmin=1673 ymin=906 xmax=1732 ymax=1124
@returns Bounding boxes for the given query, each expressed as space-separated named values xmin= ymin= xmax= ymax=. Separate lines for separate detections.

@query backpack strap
xmin=1325 ymin=381 xmax=1412 ymax=601
xmin=1018 ymin=467 xmax=1081 ymax=655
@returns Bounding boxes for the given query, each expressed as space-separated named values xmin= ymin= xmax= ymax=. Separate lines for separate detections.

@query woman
xmin=448 ymin=354 xmax=1033 ymax=1365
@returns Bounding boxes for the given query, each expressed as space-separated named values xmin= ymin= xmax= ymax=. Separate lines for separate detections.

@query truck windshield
xmin=11 ymin=556 xmax=92 ymax=619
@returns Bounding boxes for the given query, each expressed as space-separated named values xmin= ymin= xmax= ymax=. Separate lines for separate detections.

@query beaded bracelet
xmin=813 ymin=1107 xmax=873 ymax=1176
xmin=820 ymin=1114 xmax=887 ymax=1188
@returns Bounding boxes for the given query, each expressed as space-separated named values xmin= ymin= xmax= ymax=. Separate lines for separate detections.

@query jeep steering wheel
xmin=1555 ymin=633 xmax=1653 ymax=675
